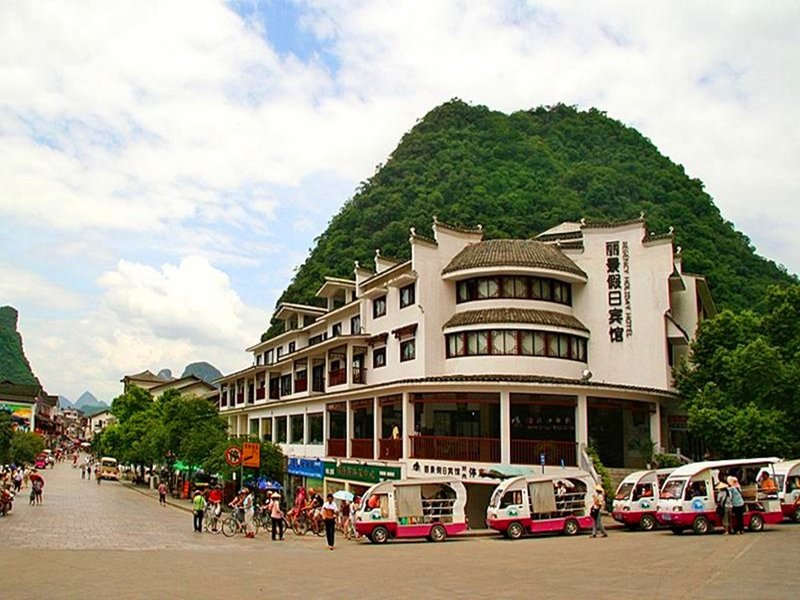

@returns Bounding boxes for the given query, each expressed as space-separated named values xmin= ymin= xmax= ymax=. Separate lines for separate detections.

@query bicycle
xmin=204 ymin=503 xmax=223 ymax=534
xmin=222 ymin=508 xmax=260 ymax=537
xmin=291 ymin=507 xmax=325 ymax=536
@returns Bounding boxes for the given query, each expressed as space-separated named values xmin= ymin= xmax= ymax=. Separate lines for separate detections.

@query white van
xmin=772 ymin=459 xmax=800 ymax=522
xmin=486 ymin=472 xmax=594 ymax=539
xmin=98 ymin=457 xmax=119 ymax=481
xmin=355 ymin=478 xmax=468 ymax=544
xmin=656 ymin=457 xmax=783 ymax=534
xmin=612 ymin=469 xmax=674 ymax=531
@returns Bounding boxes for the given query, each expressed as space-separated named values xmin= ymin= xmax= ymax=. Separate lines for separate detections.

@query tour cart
xmin=486 ymin=471 xmax=594 ymax=539
xmin=612 ymin=468 xmax=675 ymax=531
xmin=656 ymin=457 xmax=784 ymax=534
xmin=355 ymin=477 xmax=467 ymax=544
xmin=772 ymin=459 xmax=800 ymax=522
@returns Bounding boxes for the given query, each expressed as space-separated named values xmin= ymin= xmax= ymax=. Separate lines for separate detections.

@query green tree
xmin=111 ymin=385 xmax=154 ymax=423
xmin=677 ymin=283 xmax=800 ymax=457
xmin=205 ymin=436 xmax=284 ymax=483
xmin=10 ymin=430 xmax=44 ymax=465
xmin=0 ymin=410 xmax=12 ymax=464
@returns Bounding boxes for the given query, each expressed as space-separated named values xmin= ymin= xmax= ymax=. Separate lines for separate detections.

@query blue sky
xmin=1 ymin=0 xmax=798 ymax=401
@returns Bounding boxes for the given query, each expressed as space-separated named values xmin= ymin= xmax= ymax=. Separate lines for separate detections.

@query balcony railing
xmin=352 ymin=366 xmax=366 ymax=384
xmin=351 ymin=438 xmax=374 ymax=459
xmin=294 ymin=377 xmax=308 ymax=393
xmin=379 ymin=438 xmax=402 ymax=461
xmin=327 ymin=438 xmax=347 ymax=457
xmin=511 ymin=439 xmax=577 ymax=467
xmin=329 ymin=368 xmax=347 ymax=387
xmin=411 ymin=436 xmax=500 ymax=463
xmin=236 ymin=393 xmax=244 ymax=404
xmin=256 ymin=388 xmax=266 ymax=400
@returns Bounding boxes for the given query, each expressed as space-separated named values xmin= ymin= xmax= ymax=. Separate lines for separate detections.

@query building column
xmin=323 ymin=406 xmax=329 ymax=453
xmin=346 ymin=399 xmax=352 ymax=458
xmin=346 ymin=344 xmax=354 ymax=385
xmin=575 ymin=395 xmax=589 ymax=448
xmin=303 ymin=410 xmax=309 ymax=456
xmin=500 ymin=390 xmax=511 ymax=464
xmin=650 ymin=401 xmax=662 ymax=454
xmin=402 ymin=392 xmax=411 ymax=461
xmin=373 ymin=397 xmax=381 ymax=460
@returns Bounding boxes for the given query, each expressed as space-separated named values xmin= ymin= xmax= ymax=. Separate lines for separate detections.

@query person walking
xmin=322 ymin=493 xmax=339 ymax=550
xmin=81 ymin=464 xmax=86 ymax=480
xmin=727 ymin=476 xmax=746 ymax=534
xmin=269 ymin=492 xmax=285 ymax=541
xmin=242 ymin=487 xmax=255 ymax=538
xmin=192 ymin=490 xmax=207 ymax=532
xmin=340 ymin=499 xmax=352 ymax=540
xmin=590 ymin=484 xmax=608 ymax=538
xmin=715 ymin=481 xmax=732 ymax=534
xmin=158 ymin=481 xmax=168 ymax=506
xmin=86 ymin=464 xmax=92 ymax=480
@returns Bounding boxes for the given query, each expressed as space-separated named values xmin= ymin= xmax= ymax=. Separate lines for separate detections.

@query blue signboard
xmin=288 ymin=457 xmax=325 ymax=479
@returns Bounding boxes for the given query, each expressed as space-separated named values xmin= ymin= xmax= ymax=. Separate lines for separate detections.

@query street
xmin=2 ymin=462 xmax=799 ymax=599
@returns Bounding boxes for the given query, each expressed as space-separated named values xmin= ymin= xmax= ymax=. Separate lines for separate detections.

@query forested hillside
xmin=0 ymin=306 xmax=39 ymax=386
xmin=266 ymin=100 xmax=794 ymax=339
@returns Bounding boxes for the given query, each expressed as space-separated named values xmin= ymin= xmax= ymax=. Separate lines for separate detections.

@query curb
xmin=121 ymin=482 xmax=194 ymax=514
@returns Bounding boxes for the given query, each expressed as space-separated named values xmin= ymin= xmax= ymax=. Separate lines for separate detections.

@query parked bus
xmin=355 ymin=478 xmax=467 ymax=544
xmin=98 ymin=457 xmax=120 ymax=481
xmin=771 ymin=459 xmax=800 ymax=522
xmin=656 ymin=457 xmax=783 ymax=534
xmin=612 ymin=469 xmax=675 ymax=531
xmin=486 ymin=472 xmax=594 ymax=539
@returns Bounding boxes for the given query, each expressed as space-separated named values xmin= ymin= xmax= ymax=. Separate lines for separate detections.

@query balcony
xmin=256 ymin=388 xmax=266 ymax=400
xmin=350 ymin=438 xmax=374 ymax=459
xmin=411 ymin=436 xmax=500 ymax=463
xmin=236 ymin=393 xmax=244 ymax=404
xmin=327 ymin=438 xmax=347 ymax=457
xmin=294 ymin=377 xmax=308 ymax=393
xmin=510 ymin=439 xmax=577 ymax=467
xmin=352 ymin=366 xmax=366 ymax=384
xmin=379 ymin=438 xmax=402 ymax=461
xmin=328 ymin=368 xmax=347 ymax=387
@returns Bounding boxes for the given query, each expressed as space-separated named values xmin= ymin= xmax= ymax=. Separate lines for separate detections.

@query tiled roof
xmin=442 ymin=239 xmax=586 ymax=277
xmin=444 ymin=308 xmax=588 ymax=332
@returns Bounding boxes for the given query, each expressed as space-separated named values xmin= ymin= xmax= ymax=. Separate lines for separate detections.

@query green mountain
xmin=266 ymin=100 xmax=795 ymax=339
xmin=181 ymin=362 xmax=222 ymax=385
xmin=0 ymin=306 xmax=40 ymax=386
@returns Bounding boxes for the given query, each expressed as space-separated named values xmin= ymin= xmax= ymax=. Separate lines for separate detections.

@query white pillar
xmin=575 ymin=395 xmax=589 ymax=448
xmin=650 ymin=402 xmax=662 ymax=453
xmin=346 ymin=399 xmax=352 ymax=458
xmin=323 ymin=405 xmax=329 ymax=452
xmin=346 ymin=344 xmax=354 ymax=385
xmin=303 ymin=410 xmax=309 ymax=456
xmin=500 ymin=390 xmax=511 ymax=464
xmin=402 ymin=392 xmax=411 ymax=461
xmin=373 ymin=397 xmax=380 ymax=460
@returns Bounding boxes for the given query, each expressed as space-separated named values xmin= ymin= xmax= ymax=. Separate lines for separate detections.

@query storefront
xmin=323 ymin=460 xmax=403 ymax=498
xmin=0 ymin=401 xmax=34 ymax=432
xmin=287 ymin=457 xmax=325 ymax=503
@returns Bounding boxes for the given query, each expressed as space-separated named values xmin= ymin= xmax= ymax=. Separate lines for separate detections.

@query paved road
xmin=2 ymin=461 xmax=799 ymax=599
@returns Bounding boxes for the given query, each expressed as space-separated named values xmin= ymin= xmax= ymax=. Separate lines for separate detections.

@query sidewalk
xmin=121 ymin=481 xmax=195 ymax=514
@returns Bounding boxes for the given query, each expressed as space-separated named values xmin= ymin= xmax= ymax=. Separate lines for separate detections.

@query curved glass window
xmin=456 ymin=276 xmax=571 ymax=306
xmin=445 ymin=329 xmax=587 ymax=362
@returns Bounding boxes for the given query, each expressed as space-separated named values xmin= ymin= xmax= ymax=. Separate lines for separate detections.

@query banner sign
xmin=288 ymin=457 xmax=325 ymax=479
xmin=324 ymin=461 xmax=401 ymax=484
xmin=242 ymin=442 xmax=260 ymax=468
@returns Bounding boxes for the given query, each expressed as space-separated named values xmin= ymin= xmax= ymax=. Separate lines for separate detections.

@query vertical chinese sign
xmin=606 ymin=241 xmax=633 ymax=342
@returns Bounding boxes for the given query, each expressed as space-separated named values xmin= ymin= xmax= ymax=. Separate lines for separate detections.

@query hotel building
xmin=217 ymin=217 xmax=714 ymax=524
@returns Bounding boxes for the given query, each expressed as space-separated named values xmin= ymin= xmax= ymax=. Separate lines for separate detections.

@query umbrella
xmin=256 ymin=476 xmax=282 ymax=491
xmin=333 ymin=490 xmax=354 ymax=501
xmin=29 ymin=473 xmax=44 ymax=483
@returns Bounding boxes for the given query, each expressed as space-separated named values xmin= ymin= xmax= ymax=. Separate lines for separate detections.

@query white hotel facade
xmin=218 ymin=217 xmax=714 ymax=523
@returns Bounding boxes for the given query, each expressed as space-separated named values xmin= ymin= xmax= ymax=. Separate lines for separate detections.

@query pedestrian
xmin=96 ymin=468 xmax=102 ymax=485
xmin=158 ymin=481 xmax=168 ymax=506
xmin=351 ymin=496 xmax=362 ymax=539
xmin=322 ymin=493 xmax=339 ymax=550
xmin=715 ymin=481 xmax=732 ymax=534
xmin=31 ymin=475 xmax=44 ymax=505
xmin=340 ymin=499 xmax=352 ymax=540
xmin=13 ymin=469 xmax=22 ymax=493
xmin=81 ymin=464 xmax=85 ymax=479
xmin=192 ymin=490 xmax=207 ymax=532
xmin=86 ymin=464 xmax=92 ymax=480
xmin=727 ymin=476 xmax=746 ymax=534
xmin=590 ymin=484 xmax=607 ymax=538
xmin=269 ymin=492 xmax=285 ymax=541
xmin=242 ymin=487 xmax=255 ymax=538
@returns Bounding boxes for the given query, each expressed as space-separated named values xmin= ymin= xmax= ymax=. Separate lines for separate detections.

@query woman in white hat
xmin=590 ymin=484 xmax=608 ymax=538
xmin=715 ymin=481 xmax=731 ymax=534
xmin=269 ymin=491 xmax=285 ymax=541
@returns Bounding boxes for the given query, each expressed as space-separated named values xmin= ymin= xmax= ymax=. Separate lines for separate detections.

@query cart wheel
xmin=370 ymin=526 xmax=389 ymax=544
xmin=430 ymin=524 xmax=447 ymax=543
xmin=563 ymin=518 xmax=580 ymax=536
xmin=748 ymin=513 xmax=764 ymax=532
xmin=639 ymin=514 xmax=657 ymax=531
xmin=506 ymin=521 xmax=524 ymax=540
xmin=692 ymin=516 xmax=710 ymax=535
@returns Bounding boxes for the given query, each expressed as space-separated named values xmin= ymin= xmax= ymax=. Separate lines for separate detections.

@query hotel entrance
xmin=588 ymin=397 xmax=654 ymax=468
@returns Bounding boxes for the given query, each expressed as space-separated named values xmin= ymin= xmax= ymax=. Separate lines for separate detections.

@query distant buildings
xmin=120 ymin=370 xmax=217 ymax=401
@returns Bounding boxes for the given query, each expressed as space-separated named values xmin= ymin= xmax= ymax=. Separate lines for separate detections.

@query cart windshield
xmin=615 ymin=483 xmax=634 ymax=501
xmin=661 ymin=479 xmax=686 ymax=500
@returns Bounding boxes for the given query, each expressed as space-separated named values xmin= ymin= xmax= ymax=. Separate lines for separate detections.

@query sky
xmin=1 ymin=1 xmax=799 ymax=403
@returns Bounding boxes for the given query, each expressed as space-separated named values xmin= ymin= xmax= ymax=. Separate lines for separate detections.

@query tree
xmin=0 ymin=410 xmax=12 ymax=464
xmin=677 ymin=283 xmax=800 ymax=457
xmin=111 ymin=385 xmax=154 ymax=423
xmin=10 ymin=430 xmax=44 ymax=465
xmin=205 ymin=436 xmax=284 ymax=483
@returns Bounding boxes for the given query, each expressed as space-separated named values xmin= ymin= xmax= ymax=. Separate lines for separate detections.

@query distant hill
xmin=58 ymin=395 xmax=75 ymax=410
xmin=267 ymin=100 xmax=795 ymax=339
xmin=0 ymin=306 xmax=40 ymax=387
xmin=181 ymin=362 xmax=222 ymax=384
xmin=74 ymin=391 xmax=107 ymax=409
xmin=157 ymin=368 xmax=173 ymax=380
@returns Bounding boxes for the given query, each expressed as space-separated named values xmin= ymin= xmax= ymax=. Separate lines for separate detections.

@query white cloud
xmin=0 ymin=262 xmax=85 ymax=310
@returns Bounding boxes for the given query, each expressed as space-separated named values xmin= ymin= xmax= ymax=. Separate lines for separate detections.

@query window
xmin=444 ymin=330 xmax=587 ymax=362
xmin=373 ymin=346 xmax=387 ymax=368
xmin=276 ymin=346 xmax=283 ymax=359
xmin=331 ymin=322 xmax=342 ymax=337
xmin=255 ymin=354 xmax=262 ymax=366
xmin=350 ymin=315 xmax=361 ymax=334
xmin=309 ymin=333 xmax=326 ymax=346
xmin=288 ymin=341 xmax=296 ymax=353
xmin=280 ymin=374 xmax=292 ymax=396
xmin=400 ymin=283 xmax=415 ymax=308
xmin=290 ymin=415 xmax=304 ymax=444
xmin=307 ymin=413 xmax=323 ymax=445
xmin=249 ymin=419 xmax=260 ymax=436
xmin=400 ymin=339 xmax=416 ymax=362
xmin=275 ymin=416 xmax=287 ymax=443
xmin=454 ymin=276 xmax=572 ymax=306
xmin=373 ymin=295 xmax=387 ymax=318
xmin=265 ymin=349 xmax=274 ymax=364
xmin=261 ymin=417 xmax=272 ymax=441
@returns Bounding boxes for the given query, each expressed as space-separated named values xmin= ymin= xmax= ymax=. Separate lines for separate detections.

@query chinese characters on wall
xmin=606 ymin=241 xmax=633 ymax=342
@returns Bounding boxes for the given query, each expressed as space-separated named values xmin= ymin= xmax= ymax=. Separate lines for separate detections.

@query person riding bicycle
xmin=228 ymin=488 xmax=247 ymax=523
xmin=306 ymin=488 xmax=324 ymax=530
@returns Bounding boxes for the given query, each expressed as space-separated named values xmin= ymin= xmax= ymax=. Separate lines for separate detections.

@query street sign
xmin=242 ymin=442 xmax=260 ymax=468
xmin=224 ymin=445 xmax=242 ymax=467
